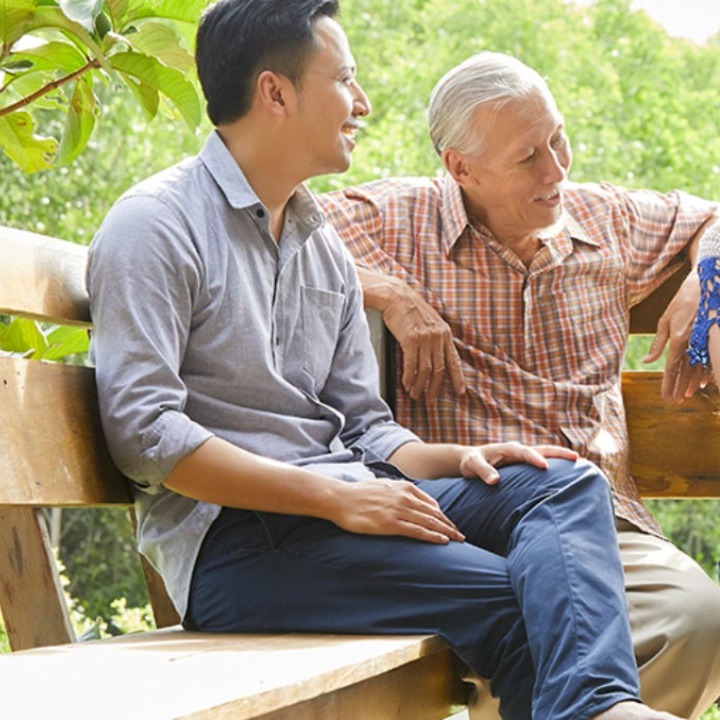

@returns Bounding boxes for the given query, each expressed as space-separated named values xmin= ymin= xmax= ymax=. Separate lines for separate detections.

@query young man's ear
xmin=256 ymin=70 xmax=292 ymax=116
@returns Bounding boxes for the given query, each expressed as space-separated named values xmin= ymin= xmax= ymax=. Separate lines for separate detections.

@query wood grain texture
xmin=0 ymin=630 xmax=459 ymax=720
xmin=0 ymin=225 xmax=89 ymax=326
xmin=0 ymin=507 xmax=75 ymax=650
xmin=0 ymin=356 xmax=130 ymax=506
xmin=624 ymin=371 xmax=720 ymax=496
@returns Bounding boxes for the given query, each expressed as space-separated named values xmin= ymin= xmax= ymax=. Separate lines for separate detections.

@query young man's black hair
xmin=196 ymin=0 xmax=340 ymax=125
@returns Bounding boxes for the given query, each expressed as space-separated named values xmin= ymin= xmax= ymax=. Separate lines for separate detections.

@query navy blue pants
xmin=184 ymin=458 xmax=639 ymax=720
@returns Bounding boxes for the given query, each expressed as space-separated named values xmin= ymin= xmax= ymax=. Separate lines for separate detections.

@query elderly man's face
xmin=451 ymin=90 xmax=571 ymax=244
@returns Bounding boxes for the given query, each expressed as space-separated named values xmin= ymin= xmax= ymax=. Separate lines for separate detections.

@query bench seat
xmin=0 ymin=628 xmax=461 ymax=719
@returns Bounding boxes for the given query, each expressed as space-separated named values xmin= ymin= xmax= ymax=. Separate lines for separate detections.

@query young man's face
xmin=289 ymin=16 xmax=371 ymax=177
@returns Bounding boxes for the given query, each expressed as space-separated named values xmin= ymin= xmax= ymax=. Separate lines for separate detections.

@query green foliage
xmin=0 ymin=547 xmax=153 ymax=653
xmin=0 ymin=315 xmax=89 ymax=359
xmin=0 ymin=0 xmax=205 ymax=172
xmin=310 ymin=0 xmax=720 ymax=198
xmin=646 ymin=498 xmax=720 ymax=577
xmin=57 ymin=507 xmax=148 ymax=627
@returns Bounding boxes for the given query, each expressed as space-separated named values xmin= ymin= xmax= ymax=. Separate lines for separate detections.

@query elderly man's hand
xmin=381 ymin=283 xmax=466 ymax=401
xmin=643 ymin=269 xmax=709 ymax=402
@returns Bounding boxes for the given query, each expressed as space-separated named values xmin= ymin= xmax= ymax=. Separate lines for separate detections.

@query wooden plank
xmin=0 ymin=629 xmax=458 ymax=720
xmin=0 ymin=225 xmax=89 ymax=326
xmin=629 ymin=261 xmax=688 ymax=336
xmin=0 ymin=356 xmax=131 ymax=506
xmin=623 ymin=371 xmax=720 ymax=496
xmin=0 ymin=507 xmax=75 ymax=650
xmin=242 ymin=651 xmax=461 ymax=720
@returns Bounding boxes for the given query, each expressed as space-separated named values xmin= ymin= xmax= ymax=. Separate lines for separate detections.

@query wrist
xmin=357 ymin=267 xmax=410 ymax=313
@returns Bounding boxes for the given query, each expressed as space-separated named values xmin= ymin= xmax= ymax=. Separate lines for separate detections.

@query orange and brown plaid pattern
xmin=319 ymin=175 xmax=719 ymax=534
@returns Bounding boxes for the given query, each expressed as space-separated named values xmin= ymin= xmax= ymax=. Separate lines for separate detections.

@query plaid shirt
xmin=319 ymin=175 xmax=718 ymax=534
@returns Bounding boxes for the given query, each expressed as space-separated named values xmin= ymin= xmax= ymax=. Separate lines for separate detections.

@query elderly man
xmin=319 ymin=51 xmax=720 ymax=719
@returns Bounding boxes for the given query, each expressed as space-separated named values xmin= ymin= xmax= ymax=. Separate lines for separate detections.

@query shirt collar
xmin=439 ymin=173 xmax=600 ymax=254
xmin=199 ymin=131 xmax=324 ymax=235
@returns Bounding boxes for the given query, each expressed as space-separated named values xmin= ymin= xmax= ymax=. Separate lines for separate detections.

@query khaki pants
xmin=464 ymin=521 xmax=720 ymax=719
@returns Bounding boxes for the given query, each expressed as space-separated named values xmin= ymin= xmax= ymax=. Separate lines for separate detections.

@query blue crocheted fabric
xmin=688 ymin=256 xmax=720 ymax=367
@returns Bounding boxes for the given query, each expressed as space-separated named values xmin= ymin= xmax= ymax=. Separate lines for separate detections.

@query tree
xmin=0 ymin=0 xmax=205 ymax=173
xmin=0 ymin=0 xmax=209 ymax=629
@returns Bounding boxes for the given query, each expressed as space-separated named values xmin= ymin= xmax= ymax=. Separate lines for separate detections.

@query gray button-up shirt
xmin=87 ymin=132 xmax=418 ymax=617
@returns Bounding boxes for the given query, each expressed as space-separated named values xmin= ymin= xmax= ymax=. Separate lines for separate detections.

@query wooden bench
xmin=0 ymin=225 xmax=719 ymax=719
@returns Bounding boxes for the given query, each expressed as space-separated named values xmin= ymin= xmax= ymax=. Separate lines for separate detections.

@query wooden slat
xmin=0 ymin=507 xmax=75 ymax=650
xmin=0 ymin=629 xmax=459 ymax=720
xmin=250 ymin=651 xmax=461 ymax=720
xmin=624 ymin=370 xmax=720 ymax=496
xmin=0 ymin=225 xmax=89 ymax=326
xmin=0 ymin=356 xmax=130 ymax=506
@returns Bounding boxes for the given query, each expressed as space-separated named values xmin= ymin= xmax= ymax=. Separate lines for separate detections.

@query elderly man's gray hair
xmin=428 ymin=51 xmax=555 ymax=156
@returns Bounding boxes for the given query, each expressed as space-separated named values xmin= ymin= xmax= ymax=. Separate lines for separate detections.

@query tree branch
xmin=0 ymin=58 xmax=101 ymax=117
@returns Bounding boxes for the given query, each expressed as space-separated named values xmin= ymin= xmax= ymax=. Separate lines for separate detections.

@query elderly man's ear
xmin=442 ymin=148 xmax=475 ymax=186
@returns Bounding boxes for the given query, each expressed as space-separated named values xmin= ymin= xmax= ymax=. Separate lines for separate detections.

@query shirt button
xmin=256 ymin=208 xmax=265 ymax=218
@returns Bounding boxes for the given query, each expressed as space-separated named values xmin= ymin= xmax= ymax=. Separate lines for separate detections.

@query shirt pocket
xmin=300 ymin=285 xmax=346 ymax=389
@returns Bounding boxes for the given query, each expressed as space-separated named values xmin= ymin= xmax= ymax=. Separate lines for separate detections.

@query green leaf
xmin=0 ymin=317 xmax=47 ymax=357
xmin=6 ymin=39 xmax=88 ymax=74
xmin=124 ymin=21 xmax=193 ymax=74
xmin=0 ymin=0 xmax=36 ymax=49
xmin=0 ymin=110 xmax=57 ymax=172
xmin=42 ymin=324 xmax=90 ymax=360
xmin=110 ymin=51 xmax=200 ymax=129
xmin=58 ymin=0 xmax=104 ymax=33
xmin=120 ymin=73 xmax=159 ymax=121
xmin=124 ymin=0 xmax=206 ymax=25
xmin=24 ymin=6 xmax=111 ymax=73
xmin=57 ymin=75 xmax=96 ymax=165
xmin=105 ymin=0 xmax=128 ymax=28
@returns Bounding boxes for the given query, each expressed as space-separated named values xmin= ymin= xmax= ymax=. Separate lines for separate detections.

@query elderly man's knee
xmin=629 ymin=549 xmax=720 ymax=660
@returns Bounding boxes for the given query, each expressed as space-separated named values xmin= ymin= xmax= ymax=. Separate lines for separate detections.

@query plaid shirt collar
xmin=440 ymin=174 xmax=601 ymax=261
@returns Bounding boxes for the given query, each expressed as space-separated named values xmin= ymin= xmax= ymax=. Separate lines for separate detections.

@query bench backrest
xmin=0 ymin=226 xmax=179 ymax=652
xmin=1 ymin=226 xmax=719 ymax=653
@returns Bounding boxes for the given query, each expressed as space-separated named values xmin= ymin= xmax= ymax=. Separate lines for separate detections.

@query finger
xmin=425 ymin=365 xmax=446 ymax=402
xmin=683 ymin=369 xmax=704 ymax=398
xmin=446 ymin=343 xmax=466 ymax=396
xmin=672 ymin=363 xmax=693 ymax=403
xmin=531 ymin=445 xmax=579 ymax=462
xmin=401 ymin=342 xmax=420 ymax=395
xmin=644 ymin=321 xmax=669 ymax=364
xmin=510 ymin=446 xmax=550 ymax=470
xmin=461 ymin=450 xmax=501 ymax=485
xmin=403 ymin=508 xmax=465 ymax=543
xmin=407 ymin=343 xmax=435 ymax=400
xmin=396 ymin=521 xmax=460 ymax=544
xmin=661 ymin=351 xmax=687 ymax=403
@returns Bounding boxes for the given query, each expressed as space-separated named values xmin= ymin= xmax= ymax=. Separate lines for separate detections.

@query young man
xmin=87 ymin=3 xmax=684 ymax=719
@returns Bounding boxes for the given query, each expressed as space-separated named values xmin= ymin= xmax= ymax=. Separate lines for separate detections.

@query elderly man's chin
xmin=536 ymin=214 xmax=566 ymax=240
